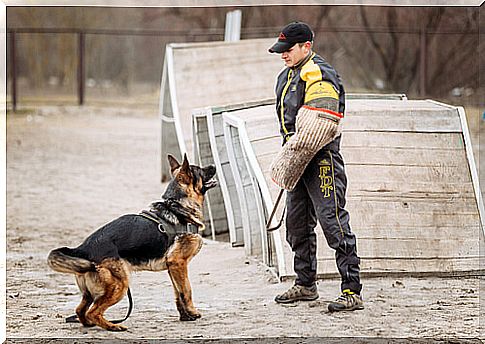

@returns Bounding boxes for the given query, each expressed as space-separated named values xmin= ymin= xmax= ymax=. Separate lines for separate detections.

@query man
xmin=269 ymin=22 xmax=363 ymax=312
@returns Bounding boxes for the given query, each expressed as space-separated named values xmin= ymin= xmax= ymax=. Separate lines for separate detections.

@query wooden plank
xmin=215 ymin=134 xmax=229 ymax=163
xmin=211 ymin=98 xmax=275 ymax=115
xmin=254 ymin=144 xmax=470 ymax=169
xmin=345 ymin=99 xmax=454 ymax=112
xmin=346 ymin=164 xmax=471 ymax=183
xmin=340 ymin=131 xmax=464 ymax=150
xmin=249 ymin=137 xmax=281 ymax=157
xmin=347 ymin=197 xmax=480 ymax=217
xmin=228 ymin=104 xmax=274 ymax=121
xmin=259 ymin=159 xmax=472 ymax=183
xmin=246 ymin=126 xmax=281 ymax=141
xmin=212 ymin=114 xmax=224 ymax=137
xmin=317 ymin=238 xmax=479 ymax=259
xmin=305 ymin=257 xmax=483 ymax=278
xmin=349 ymin=182 xmax=475 ymax=196
xmin=348 ymin=213 xmax=479 ymax=230
xmin=342 ymin=146 xmax=469 ymax=167
xmin=348 ymin=225 xmax=481 ymax=240
xmin=342 ymin=113 xmax=461 ymax=132
xmin=260 ymin=162 xmax=475 ymax=196
xmin=281 ymin=246 xmax=483 ymax=278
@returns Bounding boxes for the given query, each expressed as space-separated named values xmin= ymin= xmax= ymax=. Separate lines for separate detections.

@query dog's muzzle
xmin=203 ymin=178 xmax=218 ymax=193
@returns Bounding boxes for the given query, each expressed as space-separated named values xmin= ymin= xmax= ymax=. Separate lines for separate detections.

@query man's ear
xmin=167 ymin=154 xmax=180 ymax=175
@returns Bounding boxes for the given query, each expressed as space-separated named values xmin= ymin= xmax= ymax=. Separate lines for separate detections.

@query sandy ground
xmin=5 ymin=105 xmax=484 ymax=341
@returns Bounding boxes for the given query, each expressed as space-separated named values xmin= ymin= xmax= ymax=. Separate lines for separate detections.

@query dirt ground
xmin=5 ymin=105 xmax=484 ymax=341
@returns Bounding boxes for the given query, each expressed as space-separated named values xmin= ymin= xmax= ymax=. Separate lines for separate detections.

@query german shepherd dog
xmin=47 ymin=154 xmax=217 ymax=331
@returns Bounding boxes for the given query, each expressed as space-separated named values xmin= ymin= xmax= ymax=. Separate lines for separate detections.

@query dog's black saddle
xmin=138 ymin=210 xmax=198 ymax=243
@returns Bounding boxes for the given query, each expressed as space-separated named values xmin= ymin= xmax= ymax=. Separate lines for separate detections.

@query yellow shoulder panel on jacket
xmin=300 ymin=57 xmax=322 ymax=92
xmin=304 ymin=81 xmax=339 ymax=104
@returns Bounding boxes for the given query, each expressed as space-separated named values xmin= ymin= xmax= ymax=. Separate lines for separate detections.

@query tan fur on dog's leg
xmin=85 ymin=259 xmax=129 ymax=331
xmin=168 ymin=263 xmax=200 ymax=321
xmin=167 ymin=234 xmax=203 ymax=321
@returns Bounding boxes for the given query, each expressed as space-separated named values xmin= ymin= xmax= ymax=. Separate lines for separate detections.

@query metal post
xmin=10 ymin=31 xmax=17 ymax=112
xmin=224 ymin=10 xmax=242 ymax=42
xmin=419 ymin=28 xmax=427 ymax=97
xmin=77 ymin=32 xmax=85 ymax=105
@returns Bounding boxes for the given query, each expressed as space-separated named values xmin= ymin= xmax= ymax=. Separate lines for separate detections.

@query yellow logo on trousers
xmin=319 ymin=165 xmax=333 ymax=197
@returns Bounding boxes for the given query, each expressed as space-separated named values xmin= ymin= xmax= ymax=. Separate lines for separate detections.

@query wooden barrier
xmin=159 ymin=39 xmax=281 ymax=181
xmin=209 ymin=98 xmax=484 ymax=278
xmin=192 ymin=100 xmax=274 ymax=245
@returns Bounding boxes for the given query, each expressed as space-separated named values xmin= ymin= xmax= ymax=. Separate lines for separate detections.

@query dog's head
xmin=164 ymin=154 xmax=218 ymax=206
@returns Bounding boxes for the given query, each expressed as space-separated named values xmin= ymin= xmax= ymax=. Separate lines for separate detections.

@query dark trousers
xmin=285 ymin=147 xmax=362 ymax=294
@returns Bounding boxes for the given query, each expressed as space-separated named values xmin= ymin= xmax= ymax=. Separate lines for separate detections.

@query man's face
xmin=281 ymin=42 xmax=311 ymax=67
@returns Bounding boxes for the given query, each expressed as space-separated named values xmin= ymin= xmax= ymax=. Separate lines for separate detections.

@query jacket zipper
xmin=280 ymin=69 xmax=293 ymax=139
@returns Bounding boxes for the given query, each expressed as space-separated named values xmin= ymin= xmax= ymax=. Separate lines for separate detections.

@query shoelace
xmin=336 ymin=293 xmax=351 ymax=302
xmin=286 ymin=285 xmax=300 ymax=296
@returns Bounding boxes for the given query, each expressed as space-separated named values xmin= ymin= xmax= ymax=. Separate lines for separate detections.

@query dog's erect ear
xmin=180 ymin=153 xmax=192 ymax=177
xmin=167 ymin=154 xmax=180 ymax=174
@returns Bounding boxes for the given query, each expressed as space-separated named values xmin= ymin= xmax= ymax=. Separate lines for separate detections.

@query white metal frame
xmin=223 ymin=112 xmax=287 ymax=276
xmin=191 ymin=107 xmax=217 ymax=240
xmin=223 ymin=116 xmax=253 ymax=256
xmin=191 ymin=107 xmax=241 ymax=246
xmin=163 ymin=45 xmax=187 ymax=156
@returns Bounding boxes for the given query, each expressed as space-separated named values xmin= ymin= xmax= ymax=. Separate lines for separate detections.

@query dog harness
xmin=138 ymin=209 xmax=199 ymax=244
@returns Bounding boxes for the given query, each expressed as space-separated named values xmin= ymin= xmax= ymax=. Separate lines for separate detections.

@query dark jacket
xmin=275 ymin=52 xmax=345 ymax=150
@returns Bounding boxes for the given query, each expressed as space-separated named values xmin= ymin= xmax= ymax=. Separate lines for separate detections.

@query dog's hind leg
xmin=75 ymin=275 xmax=94 ymax=327
xmin=76 ymin=293 xmax=94 ymax=327
xmin=85 ymin=259 xmax=130 ymax=331
xmin=166 ymin=234 xmax=203 ymax=321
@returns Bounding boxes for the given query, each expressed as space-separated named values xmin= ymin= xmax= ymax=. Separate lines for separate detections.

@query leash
xmin=65 ymin=288 xmax=133 ymax=324
xmin=266 ymin=189 xmax=286 ymax=232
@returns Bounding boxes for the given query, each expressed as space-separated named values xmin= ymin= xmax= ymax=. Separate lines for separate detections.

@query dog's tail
xmin=47 ymin=247 xmax=95 ymax=274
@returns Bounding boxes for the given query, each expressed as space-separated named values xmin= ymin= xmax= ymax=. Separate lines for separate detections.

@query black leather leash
xmin=65 ymin=288 xmax=133 ymax=324
xmin=266 ymin=189 xmax=286 ymax=232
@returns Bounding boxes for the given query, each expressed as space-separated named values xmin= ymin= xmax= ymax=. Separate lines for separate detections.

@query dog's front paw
xmin=179 ymin=313 xmax=198 ymax=321
xmin=188 ymin=310 xmax=201 ymax=319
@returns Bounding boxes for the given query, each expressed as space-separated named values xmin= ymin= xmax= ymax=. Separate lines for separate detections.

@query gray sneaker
xmin=328 ymin=290 xmax=364 ymax=312
xmin=275 ymin=284 xmax=319 ymax=304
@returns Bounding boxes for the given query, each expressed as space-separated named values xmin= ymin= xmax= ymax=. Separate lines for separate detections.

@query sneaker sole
xmin=275 ymin=295 xmax=319 ymax=304
xmin=328 ymin=304 xmax=364 ymax=312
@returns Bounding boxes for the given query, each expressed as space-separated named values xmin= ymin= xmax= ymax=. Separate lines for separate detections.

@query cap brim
xmin=268 ymin=41 xmax=293 ymax=53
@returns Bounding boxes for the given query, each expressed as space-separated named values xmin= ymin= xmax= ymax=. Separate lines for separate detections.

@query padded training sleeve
xmin=270 ymin=106 xmax=341 ymax=191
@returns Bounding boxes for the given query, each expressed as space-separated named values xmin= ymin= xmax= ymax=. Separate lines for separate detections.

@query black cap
xmin=268 ymin=22 xmax=314 ymax=53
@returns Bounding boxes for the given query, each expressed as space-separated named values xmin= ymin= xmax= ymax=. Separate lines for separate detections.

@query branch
xmin=360 ymin=7 xmax=391 ymax=75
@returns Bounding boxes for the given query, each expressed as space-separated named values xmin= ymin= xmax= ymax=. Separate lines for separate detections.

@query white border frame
xmin=192 ymin=107 xmax=239 ymax=244
xmin=223 ymin=112 xmax=287 ymax=277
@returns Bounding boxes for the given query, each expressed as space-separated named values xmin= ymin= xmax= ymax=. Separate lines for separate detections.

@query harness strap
xmin=65 ymin=288 xmax=133 ymax=324
xmin=138 ymin=210 xmax=198 ymax=240
xmin=139 ymin=211 xmax=167 ymax=235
